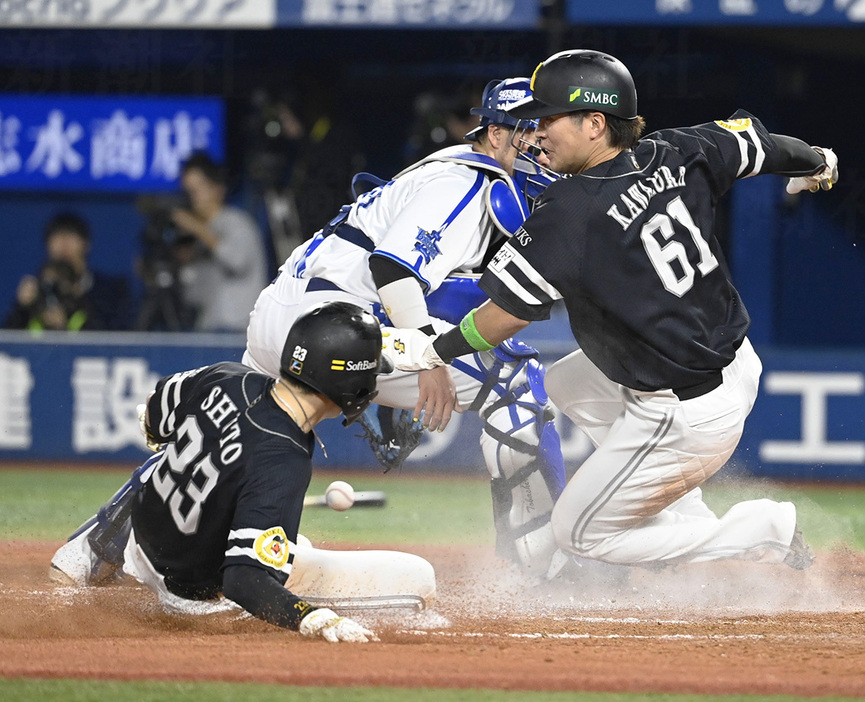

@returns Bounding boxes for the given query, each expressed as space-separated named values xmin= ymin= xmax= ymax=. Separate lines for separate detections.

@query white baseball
xmin=325 ymin=480 xmax=355 ymax=511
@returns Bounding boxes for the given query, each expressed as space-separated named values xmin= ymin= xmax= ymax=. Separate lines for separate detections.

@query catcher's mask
xmin=506 ymin=49 xmax=638 ymax=121
xmin=279 ymin=301 xmax=392 ymax=426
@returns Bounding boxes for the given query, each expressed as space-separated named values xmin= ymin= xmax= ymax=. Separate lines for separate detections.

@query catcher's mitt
xmin=356 ymin=405 xmax=424 ymax=472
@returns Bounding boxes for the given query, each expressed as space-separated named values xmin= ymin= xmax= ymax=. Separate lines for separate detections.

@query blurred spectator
xmin=402 ymin=82 xmax=485 ymax=165
xmin=170 ymin=151 xmax=268 ymax=333
xmin=3 ymin=213 xmax=131 ymax=331
xmin=241 ymin=74 xmax=367 ymax=264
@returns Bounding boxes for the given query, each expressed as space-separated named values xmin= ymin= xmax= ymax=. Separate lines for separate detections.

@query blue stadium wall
xmin=0 ymin=3 xmax=863 ymax=479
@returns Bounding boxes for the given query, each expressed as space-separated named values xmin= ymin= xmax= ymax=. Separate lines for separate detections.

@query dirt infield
xmin=2 ymin=540 xmax=865 ymax=697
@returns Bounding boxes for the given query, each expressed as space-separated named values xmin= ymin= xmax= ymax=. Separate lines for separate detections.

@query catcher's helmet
xmin=507 ymin=50 xmax=638 ymax=121
xmin=464 ymin=77 xmax=534 ymax=142
xmin=279 ymin=301 xmax=392 ymax=425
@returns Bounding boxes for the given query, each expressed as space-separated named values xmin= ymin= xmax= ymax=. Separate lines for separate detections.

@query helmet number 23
xmin=151 ymin=415 xmax=219 ymax=535
xmin=640 ymin=196 xmax=718 ymax=297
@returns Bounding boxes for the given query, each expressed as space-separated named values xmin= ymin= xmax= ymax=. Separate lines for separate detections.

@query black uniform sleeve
xmin=477 ymin=195 xmax=565 ymax=322
xmin=763 ymin=134 xmax=826 ymax=176
xmin=145 ymin=365 xmax=210 ymax=442
xmin=651 ymin=110 xmax=776 ymax=197
xmin=222 ymin=564 xmax=316 ymax=630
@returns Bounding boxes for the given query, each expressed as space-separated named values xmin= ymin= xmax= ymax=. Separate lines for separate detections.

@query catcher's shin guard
xmin=454 ymin=339 xmax=566 ymax=575
xmin=77 ymin=453 xmax=160 ymax=583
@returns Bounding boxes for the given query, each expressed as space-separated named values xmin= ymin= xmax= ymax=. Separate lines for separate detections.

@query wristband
xmin=459 ymin=309 xmax=496 ymax=352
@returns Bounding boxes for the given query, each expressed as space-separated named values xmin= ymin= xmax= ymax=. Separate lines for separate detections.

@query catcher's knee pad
xmin=454 ymin=339 xmax=566 ymax=574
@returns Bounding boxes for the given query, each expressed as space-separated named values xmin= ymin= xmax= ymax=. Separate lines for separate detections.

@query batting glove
xmin=381 ymin=326 xmax=445 ymax=371
xmin=299 ymin=608 xmax=378 ymax=643
xmin=137 ymin=403 xmax=163 ymax=453
xmin=356 ymin=405 xmax=424 ymax=473
xmin=786 ymin=146 xmax=839 ymax=194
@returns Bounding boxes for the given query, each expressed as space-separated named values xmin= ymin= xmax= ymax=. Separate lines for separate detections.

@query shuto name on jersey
xmin=200 ymin=385 xmax=244 ymax=464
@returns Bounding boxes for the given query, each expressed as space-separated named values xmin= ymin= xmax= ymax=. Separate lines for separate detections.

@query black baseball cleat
xmin=783 ymin=528 xmax=815 ymax=570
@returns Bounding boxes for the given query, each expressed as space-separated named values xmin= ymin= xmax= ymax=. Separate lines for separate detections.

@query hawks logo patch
xmin=254 ymin=527 xmax=290 ymax=569
xmin=715 ymin=118 xmax=752 ymax=132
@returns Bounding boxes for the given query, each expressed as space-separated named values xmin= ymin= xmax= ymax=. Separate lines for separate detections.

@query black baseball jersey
xmin=133 ymin=362 xmax=314 ymax=600
xmin=480 ymin=110 xmax=782 ymax=392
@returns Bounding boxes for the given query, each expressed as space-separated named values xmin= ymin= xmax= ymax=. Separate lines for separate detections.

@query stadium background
xmin=0 ymin=0 xmax=863 ymax=481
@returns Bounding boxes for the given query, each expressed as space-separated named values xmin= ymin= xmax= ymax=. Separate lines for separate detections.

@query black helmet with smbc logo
xmin=506 ymin=49 xmax=638 ymax=121
xmin=279 ymin=301 xmax=392 ymax=425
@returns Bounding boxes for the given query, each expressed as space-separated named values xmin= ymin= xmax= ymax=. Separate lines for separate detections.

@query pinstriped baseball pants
xmin=545 ymin=337 xmax=797 ymax=566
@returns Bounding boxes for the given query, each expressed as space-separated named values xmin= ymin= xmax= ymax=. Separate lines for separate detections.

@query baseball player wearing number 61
xmin=384 ymin=49 xmax=839 ymax=573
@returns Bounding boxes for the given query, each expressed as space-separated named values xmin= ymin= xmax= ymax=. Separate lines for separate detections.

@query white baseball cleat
xmin=49 ymin=523 xmax=98 ymax=586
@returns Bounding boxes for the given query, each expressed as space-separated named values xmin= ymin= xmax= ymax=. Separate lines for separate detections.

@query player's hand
xmin=299 ymin=608 xmax=378 ymax=643
xmin=137 ymin=403 xmax=163 ymax=452
xmin=415 ymin=366 xmax=457 ymax=432
xmin=786 ymin=146 xmax=839 ymax=194
xmin=380 ymin=326 xmax=445 ymax=371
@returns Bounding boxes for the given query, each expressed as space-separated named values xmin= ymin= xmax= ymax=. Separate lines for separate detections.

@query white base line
xmin=397 ymin=630 xmax=862 ymax=643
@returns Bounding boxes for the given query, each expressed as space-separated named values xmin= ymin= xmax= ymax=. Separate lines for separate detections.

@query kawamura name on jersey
xmin=479 ymin=110 xmax=787 ymax=393
xmin=605 ymin=164 xmax=687 ymax=230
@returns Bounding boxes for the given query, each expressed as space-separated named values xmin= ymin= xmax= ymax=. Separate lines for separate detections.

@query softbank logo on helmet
xmin=569 ymin=86 xmax=619 ymax=107
xmin=331 ymin=359 xmax=378 ymax=372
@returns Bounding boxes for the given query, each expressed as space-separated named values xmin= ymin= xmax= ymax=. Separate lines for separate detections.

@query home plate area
xmin=1 ymin=541 xmax=864 ymax=696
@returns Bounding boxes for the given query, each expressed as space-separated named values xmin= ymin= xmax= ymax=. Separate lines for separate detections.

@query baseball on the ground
xmin=325 ymin=480 xmax=355 ymax=511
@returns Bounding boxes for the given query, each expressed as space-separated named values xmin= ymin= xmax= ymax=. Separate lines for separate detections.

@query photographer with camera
xmin=3 ymin=213 xmax=131 ymax=332
xmin=165 ymin=151 xmax=268 ymax=333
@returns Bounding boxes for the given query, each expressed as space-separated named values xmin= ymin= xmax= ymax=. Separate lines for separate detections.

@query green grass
xmin=3 ymin=466 xmax=864 ymax=552
xmin=1 ymin=679 xmax=862 ymax=702
xmin=0 ymin=466 xmax=497 ymax=544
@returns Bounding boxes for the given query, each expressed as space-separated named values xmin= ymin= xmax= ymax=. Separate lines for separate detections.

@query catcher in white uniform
xmin=243 ymin=78 xmax=567 ymax=577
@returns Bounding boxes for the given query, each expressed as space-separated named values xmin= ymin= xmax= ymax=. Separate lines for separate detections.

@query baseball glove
xmin=356 ymin=405 xmax=424 ymax=473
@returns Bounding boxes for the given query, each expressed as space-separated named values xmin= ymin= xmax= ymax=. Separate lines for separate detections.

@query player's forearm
xmin=433 ymin=301 xmax=529 ymax=362
xmin=765 ymin=134 xmax=826 ymax=176
xmin=370 ymin=255 xmax=435 ymax=335
xmin=222 ymin=564 xmax=316 ymax=631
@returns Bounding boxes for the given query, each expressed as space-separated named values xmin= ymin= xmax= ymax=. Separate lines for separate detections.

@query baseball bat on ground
xmin=302 ymin=490 xmax=387 ymax=508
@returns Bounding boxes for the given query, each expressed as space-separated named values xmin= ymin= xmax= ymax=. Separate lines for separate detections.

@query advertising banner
xmin=278 ymin=0 xmax=539 ymax=28
xmin=0 ymin=331 xmax=863 ymax=480
xmin=0 ymin=1 xmax=275 ymax=28
xmin=566 ymin=0 xmax=865 ymax=25
xmin=0 ymin=0 xmax=536 ymax=29
xmin=0 ymin=95 xmax=224 ymax=192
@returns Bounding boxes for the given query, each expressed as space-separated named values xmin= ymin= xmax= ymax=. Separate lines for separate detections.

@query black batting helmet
xmin=279 ymin=301 xmax=392 ymax=425
xmin=507 ymin=50 xmax=638 ymax=121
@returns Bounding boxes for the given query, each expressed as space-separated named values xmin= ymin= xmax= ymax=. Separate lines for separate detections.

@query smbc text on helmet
xmin=279 ymin=301 xmax=392 ymax=425
xmin=506 ymin=49 xmax=638 ymax=121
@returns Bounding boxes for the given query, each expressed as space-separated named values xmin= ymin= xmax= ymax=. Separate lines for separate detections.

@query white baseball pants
xmin=545 ymin=337 xmax=797 ymax=566
xmin=243 ymin=277 xmax=484 ymax=409
xmin=244 ymin=276 xmax=563 ymax=573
